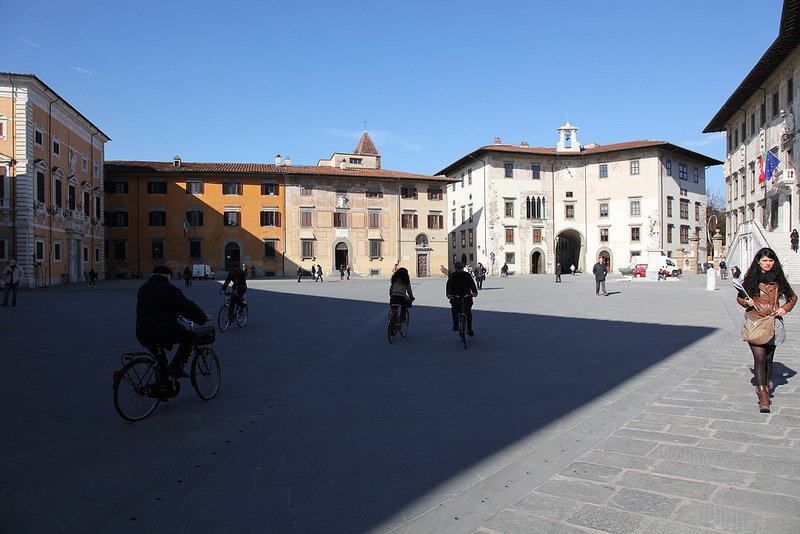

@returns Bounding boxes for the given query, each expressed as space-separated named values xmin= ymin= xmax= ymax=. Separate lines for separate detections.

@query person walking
xmin=317 ymin=265 xmax=324 ymax=282
xmin=791 ymin=229 xmax=799 ymax=252
xmin=570 ymin=263 xmax=576 ymax=276
xmin=250 ymin=265 xmax=256 ymax=279
xmin=87 ymin=267 xmax=98 ymax=287
xmin=555 ymin=262 xmax=561 ymax=283
xmin=2 ymin=259 xmax=24 ymax=307
xmin=182 ymin=266 xmax=192 ymax=287
xmin=719 ymin=259 xmax=728 ymax=280
xmin=593 ymin=257 xmax=608 ymax=296
xmin=339 ymin=265 xmax=345 ymax=280
xmin=297 ymin=266 xmax=303 ymax=283
xmin=475 ymin=262 xmax=486 ymax=290
xmin=737 ymin=247 xmax=797 ymax=412
xmin=346 ymin=265 xmax=351 ymax=280
xmin=311 ymin=265 xmax=317 ymax=282
xmin=500 ymin=263 xmax=509 ymax=278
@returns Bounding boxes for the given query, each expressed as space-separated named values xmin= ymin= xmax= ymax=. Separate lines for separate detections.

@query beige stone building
xmin=0 ymin=73 xmax=110 ymax=288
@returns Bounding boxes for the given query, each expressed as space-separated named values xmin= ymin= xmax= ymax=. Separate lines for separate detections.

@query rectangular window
xmin=189 ymin=240 xmax=202 ymax=259
xmin=451 ymin=231 xmax=456 ymax=249
xmin=53 ymin=241 xmax=62 ymax=261
xmin=401 ymin=186 xmax=418 ymax=199
xmin=368 ymin=211 xmax=381 ymax=229
xmin=68 ymin=184 xmax=76 ymax=211
xmin=300 ymin=186 xmax=313 ymax=196
xmin=505 ymin=252 xmax=515 ymax=265
xmin=263 ymin=239 xmax=277 ymax=259
xmin=82 ymin=156 xmax=88 ymax=173
xmin=260 ymin=210 xmax=279 ymax=227
xmin=301 ymin=239 xmax=314 ymax=259
xmin=300 ymin=210 xmax=313 ymax=227
xmin=106 ymin=211 xmax=129 ymax=227
xmin=109 ymin=181 xmax=128 ymax=194
xmin=333 ymin=211 xmax=348 ymax=228
xmin=680 ymin=226 xmax=690 ymax=244
xmin=532 ymin=164 xmax=541 ymax=180
xmin=349 ymin=157 xmax=362 ymax=165
xmin=427 ymin=187 xmax=443 ymax=200
xmin=35 ymin=129 xmax=44 ymax=147
xmin=36 ymin=240 xmax=45 ymax=261
xmin=147 ymin=181 xmax=167 ymax=194
xmin=773 ymin=91 xmax=780 ymax=117
xmin=261 ymin=182 xmax=278 ymax=195
xmin=679 ymin=164 xmax=688 ymax=180
xmin=461 ymin=207 xmax=465 ymax=223
xmin=693 ymin=168 xmax=699 ymax=183
xmin=665 ymin=160 xmax=672 ymax=176
xmin=504 ymin=200 xmax=514 ymax=217
xmin=630 ymin=160 xmax=640 ymax=175
xmin=599 ymin=203 xmax=608 ymax=217
xmin=630 ymin=200 xmax=640 ymax=216
xmin=565 ymin=205 xmax=574 ymax=219
xmin=365 ymin=189 xmax=382 ymax=198
xmin=695 ymin=202 xmax=701 ymax=220
xmin=452 ymin=210 xmax=456 ymax=226
xmin=223 ymin=182 xmax=242 ymax=195
xmin=469 ymin=205 xmax=473 ymax=222
xmin=369 ymin=240 xmax=382 ymax=259
xmin=151 ymin=241 xmax=164 ymax=260
xmin=631 ymin=227 xmax=640 ymax=242
xmin=36 ymin=171 xmax=45 ymax=203
xmin=224 ymin=211 xmax=241 ymax=226
xmin=460 ymin=230 xmax=466 ymax=247
xmin=83 ymin=191 xmax=90 ymax=216
xmin=505 ymin=228 xmax=514 ymax=244
xmin=53 ymin=138 xmax=60 ymax=156
xmin=111 ymin=240 xmax=126 ymax=260
xmin=186 ymin=181 xmax=204 ymax=194
xmin=667 ymin=197 xmax=673 ymax=217
xmin=667 ymin=225 xmax=673 ymax=244
xmin=460 ymin=172 xmax=465 ymax=188
xmin=504 ymin=162 xmax=514 ymax=178
xmin=533 ymin=228 xmax=542 ymax=243
xmin=148 ymin=211 xmax=166 ymax=226
xmin=401 ymin=213 xmax=418 ymax=229
xmin=600 ymin=228 xmax=609 ymax=242
xmin=187 ymin=210 xmax=204 ymax=227
xmin=761 ymin=103 xmax=767 ymax=125
xmin=680 ymin=199 xmax=689 ymax=219
xmin=427 ymin=213 xmax=443 ymax=229
xmin=599 ymin=164 xmax=608 ymax=178
xmin=469 ymin=229 xmax=475 ymax=246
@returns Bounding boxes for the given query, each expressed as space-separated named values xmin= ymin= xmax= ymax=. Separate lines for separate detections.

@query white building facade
xmin=705 ymin=0 xmax=800 ymax=279
xmin=438 ymin=124 xmax=721 ymax=276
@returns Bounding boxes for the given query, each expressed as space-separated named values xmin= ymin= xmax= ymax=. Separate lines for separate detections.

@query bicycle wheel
xmin=191 ymin=347 xmax=221 ymax=400
xmin=113 ymin=358 xmax=161 ymax=422
xmin=218 ymin=304 xmax=231 ymax=332
xmin=236 ymin=304 xmax=248 ymax=327
xmin=387 ymin=311 xmax=398 ymax=344
xmin=459 ymin=313 xmax=468 ymax=349
xmin=399 ymin=309 xmax=410 ymax=337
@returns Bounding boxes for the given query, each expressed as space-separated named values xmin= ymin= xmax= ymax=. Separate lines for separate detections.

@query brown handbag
xmin=742 ymin=288 xmax=778 ymax=344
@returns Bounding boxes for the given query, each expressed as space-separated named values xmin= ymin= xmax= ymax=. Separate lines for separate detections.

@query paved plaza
xmin=0 ymin=272 xmax=798 ymax=533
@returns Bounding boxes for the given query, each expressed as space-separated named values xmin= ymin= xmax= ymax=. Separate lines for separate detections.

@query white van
xmin=192 ymin=264 xmax=215 ymax=280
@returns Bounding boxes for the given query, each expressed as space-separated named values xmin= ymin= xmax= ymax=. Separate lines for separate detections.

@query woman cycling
xmin=389 ymin=267 xmax=414 ymax=321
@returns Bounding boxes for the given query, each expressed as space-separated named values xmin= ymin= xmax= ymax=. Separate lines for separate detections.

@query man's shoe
xmin=467 ymin=329 xmax=474 ymax=337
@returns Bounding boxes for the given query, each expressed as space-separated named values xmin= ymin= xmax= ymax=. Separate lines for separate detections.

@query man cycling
xmin=136 ymin=265 xmax=211 ymax=391
xmin=446 ymin=261 xmax=478 ymax=336
xmin=221 ymin=264 xmax=248 ymax=316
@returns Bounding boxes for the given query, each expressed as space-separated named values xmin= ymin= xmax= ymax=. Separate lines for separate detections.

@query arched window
xmin=526 ymin=196 xmax=531 ymax=219
xmin=415 ymin=234 xmax=429 ymax=248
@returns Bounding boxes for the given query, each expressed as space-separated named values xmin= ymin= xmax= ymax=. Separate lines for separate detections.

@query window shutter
xmin=427 ymin=190 xmax=432 ymax=200
xmin=439 ymin=216 xmax=443 ymax=229
xmin=413 ymin=188 xmax=418 ymax=199
xmin=275 ymin=212 xmax=281 ymax=227
xmin=236 ymin=212 xmax=241 ymax=225
xmin=413 ymin=214 xmax=418 ymax=228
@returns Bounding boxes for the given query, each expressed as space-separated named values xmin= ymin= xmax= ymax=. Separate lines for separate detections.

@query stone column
xmin=689 ymin=236 xmax=700 ymax=274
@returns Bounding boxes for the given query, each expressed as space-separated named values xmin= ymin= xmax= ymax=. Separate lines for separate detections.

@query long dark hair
xmin=743 ymin=247 xmax=795 ymax=299
xmin=391 ymin=267 xmax=410 ymax=285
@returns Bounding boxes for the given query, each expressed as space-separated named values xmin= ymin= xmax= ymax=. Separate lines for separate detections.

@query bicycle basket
xmin=193 ymin=324 xmax=216 ymax=345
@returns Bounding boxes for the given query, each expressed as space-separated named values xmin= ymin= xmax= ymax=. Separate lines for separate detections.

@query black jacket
xmin=446 ymin=270 xmax=478 ymax=297
xmin=223 ymin=270 xmax=247 ymax=294
xmin=592 ymin=262 xmax=608 ymax=281
xmin=136 ymin=275 xmax=207 ymax=347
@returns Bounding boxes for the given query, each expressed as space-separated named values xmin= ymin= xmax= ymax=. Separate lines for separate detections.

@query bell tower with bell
xmin=557 ymin=122 xmax=580 ymax=153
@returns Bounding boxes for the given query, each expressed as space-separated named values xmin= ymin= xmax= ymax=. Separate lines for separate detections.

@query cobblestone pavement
xmin=0 ymin=273 xmax=797 ymax=533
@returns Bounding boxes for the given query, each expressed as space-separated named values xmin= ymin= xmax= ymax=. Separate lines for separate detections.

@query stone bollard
xmin=706 ymin=266 xmax=716 ymax=291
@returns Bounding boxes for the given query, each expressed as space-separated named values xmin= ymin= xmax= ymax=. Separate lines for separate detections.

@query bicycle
xmin=448 ymin=293 xmax=474 ymax=349
xmin=218 ymin=288 xmax=248 ymax=332
xmin=387 ymin=302 xmax=410 ymax=344
xmin=112 ymin=321 xmax=220 ymax=422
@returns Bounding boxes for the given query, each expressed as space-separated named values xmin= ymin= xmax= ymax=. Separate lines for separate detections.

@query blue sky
xmin=2 ymin=1 xmax=785 ymax=196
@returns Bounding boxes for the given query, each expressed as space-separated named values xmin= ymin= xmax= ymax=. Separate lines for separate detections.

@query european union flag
xmin=765 ymin=150 xmax=781 ymax=181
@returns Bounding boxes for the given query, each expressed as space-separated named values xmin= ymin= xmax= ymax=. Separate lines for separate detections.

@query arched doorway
xmin=598 ymin=249 xmax=612 ymax=271
xmin=530 ymin=250 xmax=545 ymax=274
xmin=460 ymin=253 xmax=467 ymax=266
xmin=334 ymin=242 xmax=349 ymax=271
xmin=224 ymin=242 xmax=241 ymax=271
xmin=415 ymin=234 xmax=430 ymax=277
xmin=556 ymin=229 xmax=583 ymax=273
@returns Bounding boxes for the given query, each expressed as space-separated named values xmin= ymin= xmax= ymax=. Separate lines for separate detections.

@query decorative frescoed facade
xmin=437 ymin=124 xmax=721 ymax=276
xmin=705 ymin=0 xmax=800 ymax=280
xmin=104 ymin=132 xmax=455 ymax=279
xmin=0 ymin=73 xmax=110 ymax=288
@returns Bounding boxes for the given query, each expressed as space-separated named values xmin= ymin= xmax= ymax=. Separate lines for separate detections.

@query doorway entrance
xmin=417 ymin=254 xmax=428 ymax=277
xmin=555 ymin=230 xmax=583 ymax=273
xmin=530 ymin=250 xmax=544 ymax=274
xmin=224 ymin=242 xmax=241 ymax=271
xmin=335 ymin=242 xmax=349 ymax=271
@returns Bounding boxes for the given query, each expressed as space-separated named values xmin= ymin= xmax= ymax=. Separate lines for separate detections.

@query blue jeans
xmin=2 ymin=282 xmax=18 ymax=306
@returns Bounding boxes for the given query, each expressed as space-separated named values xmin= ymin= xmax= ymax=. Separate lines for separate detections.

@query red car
xmin=632 ymin=264 xmax=648 ymax=277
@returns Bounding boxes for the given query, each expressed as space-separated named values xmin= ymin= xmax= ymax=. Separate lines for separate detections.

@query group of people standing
xmin=297 ymin=264 xmax=334 ymax=282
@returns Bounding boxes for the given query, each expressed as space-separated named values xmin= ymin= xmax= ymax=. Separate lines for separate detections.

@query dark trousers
xmin=141 ymin=327 xmax=196 ymax=379
xmin=450 ymin=297 xmax=473 ymax=330
xmin=2 ymin=282 xmax=18 ymax=306
xmin=595 ymin=280 xmax=607 ymax=295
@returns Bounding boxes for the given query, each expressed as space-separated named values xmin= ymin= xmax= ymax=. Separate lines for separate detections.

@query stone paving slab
xmin=0 ymin=273 xmax=798 ymax=533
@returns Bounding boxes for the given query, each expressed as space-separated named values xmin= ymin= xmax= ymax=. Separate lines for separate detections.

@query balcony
xmin=775 ymin=167 xmax=795 ymax=189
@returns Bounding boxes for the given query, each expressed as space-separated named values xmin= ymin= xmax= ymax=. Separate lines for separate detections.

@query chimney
xmin=275 ymin=154 xmax=281 ymax=165
xmin=493 ymin=137 xmax=502 ymax=145
xmin=339 ymin=159 xmax=347 ymax=170
xmin=284 ymin=155 xmax=291 ymax=166
xmin=520 ymin=141 xmax=529 ymax=147
xmin=173 ymin=155 xmax=181 ymax=168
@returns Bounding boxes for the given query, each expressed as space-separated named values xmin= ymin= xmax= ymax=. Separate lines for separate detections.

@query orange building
xmin=0 ymin=73 xmax=110 ymax=287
